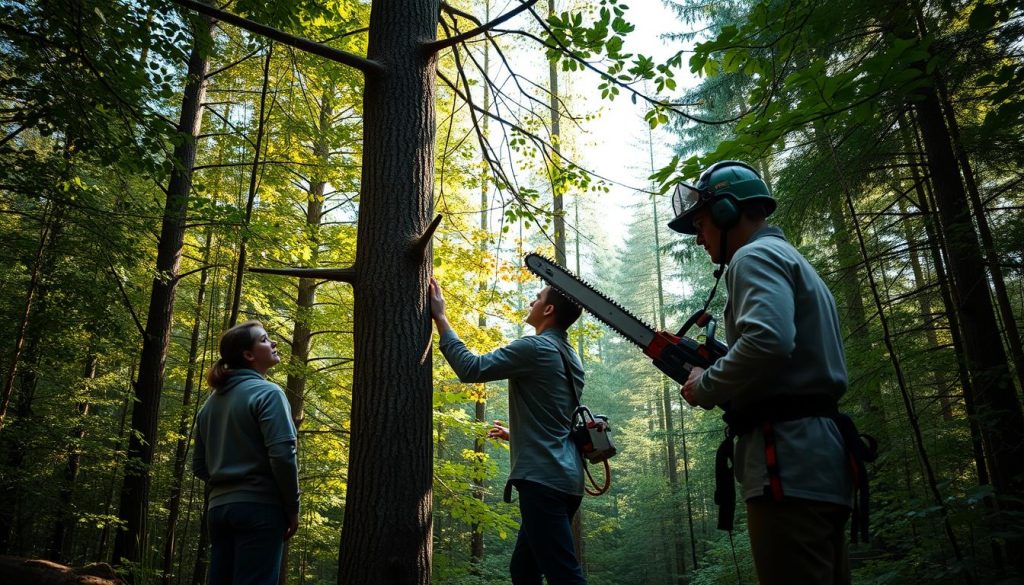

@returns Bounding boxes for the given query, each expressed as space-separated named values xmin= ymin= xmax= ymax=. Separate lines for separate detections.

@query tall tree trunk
xmin=471 ymin=8 xmax=491 ymax=563
xmin=0 ymin=336 xmax=42 ymax=555
xmin=160 ymin=229 xmax=213 ymax=585
xmin=649 ymin=126 xmax=686 ymax=582
xmin=827 ymin=127 xmax=971 ymax=576
xmin=228 ymin=42 xmax=274 ymax=327
xmin=677 ymin=397 xmax=698 ymax=569
xmin=0 ymin=201 xmax=63 ymax=431
xmin=911 ymin=0 xmax=1024 ymax=398
xmin=189 ymin=505 xmax=210 ymax=585
xmin=906 ymin=110 xmax=1004 ymax=572
xmin=335 ymin=3 xmax=439 ymax=582
xmin=48 ymin=352 xmax=97 ymax=562
xmin=280 ymin=85 xmax=332 ymax=585
xmin=914 ymin=86 xmax=1024 ymax=565
xmin=112 ymin=12 xmax=215 ymax=571
xmin=0 ymin=197 xmax=64 ymax=551
xmin=548 ymin=0 xmax=566 ymax=266
xmin=895 ymin=195 xmax=953 ymax=420
xmin=98 ymin=365 xmax=135 ymax=563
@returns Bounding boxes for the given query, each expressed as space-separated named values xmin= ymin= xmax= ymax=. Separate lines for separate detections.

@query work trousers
xmin=207 ymin=502 xmax=287 ymax=585
xmin=510 ymin=480 xmax=588 ymax=585
xmin=746 ymin=496 xmax=852 ymax=585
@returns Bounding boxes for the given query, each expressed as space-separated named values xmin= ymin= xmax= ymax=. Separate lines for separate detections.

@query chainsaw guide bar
xmin=525 ymin=253 xmax=657 ymax=350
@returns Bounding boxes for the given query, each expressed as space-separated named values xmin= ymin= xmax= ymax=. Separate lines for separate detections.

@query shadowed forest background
xmin=1 ymin=0 xmax=1023 ymax=583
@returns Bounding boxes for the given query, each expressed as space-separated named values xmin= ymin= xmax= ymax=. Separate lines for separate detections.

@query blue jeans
xmin=510 ymin=480 xmax=588 ymax=585
xmin=208 ymin=502 xmax=286 ymax=585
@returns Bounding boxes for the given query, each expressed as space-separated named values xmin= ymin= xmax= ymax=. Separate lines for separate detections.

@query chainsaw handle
xmin=646 ymin=330 xmax=727 ymax=387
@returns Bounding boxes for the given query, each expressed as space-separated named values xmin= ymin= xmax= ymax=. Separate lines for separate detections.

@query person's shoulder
xmin=735 ymin=228 xmax=796 ymax=266
xmin=230 ymin=372 xmax=282 ymax=397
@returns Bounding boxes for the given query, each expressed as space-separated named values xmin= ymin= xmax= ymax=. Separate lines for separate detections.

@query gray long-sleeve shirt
xmin=439 ymin=328 xmax=585 ymax=496
xmin=694 ymin=226 xmax=852 ymax=506
xmin=193 ymin=369 xmax=300 ymax=512
xmin=695 ymin=226 xmax=847 ymax=409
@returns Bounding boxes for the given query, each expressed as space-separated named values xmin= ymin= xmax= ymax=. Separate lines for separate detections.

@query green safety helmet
xmin=667 ymin=160 xmax=776 ymax=234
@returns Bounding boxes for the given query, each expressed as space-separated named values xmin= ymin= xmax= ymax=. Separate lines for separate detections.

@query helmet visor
xmin=672 ymin=182 xmax=705 ymax=217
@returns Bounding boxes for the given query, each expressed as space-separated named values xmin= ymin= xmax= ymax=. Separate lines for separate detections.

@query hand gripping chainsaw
xmin=526 ymin=253 xmax=727 ymax=386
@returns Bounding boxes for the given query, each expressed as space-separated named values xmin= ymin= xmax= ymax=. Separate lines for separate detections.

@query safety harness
xmin=714 ymin=395 xmax=878 ymax=543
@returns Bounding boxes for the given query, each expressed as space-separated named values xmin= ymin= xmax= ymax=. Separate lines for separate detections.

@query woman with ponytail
xmin=193 ymin=321 xmax=300 ymax=585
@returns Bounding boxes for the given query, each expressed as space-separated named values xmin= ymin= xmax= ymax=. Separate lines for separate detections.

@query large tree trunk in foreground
xmin=335 ymin=2 xmax=439 ymax=583
xmin=112 ymin=12 xmax=214 ymax=571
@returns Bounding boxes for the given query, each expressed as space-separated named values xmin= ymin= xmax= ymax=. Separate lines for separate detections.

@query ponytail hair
xmin=206 ymin=320 xmax=264 ymax=390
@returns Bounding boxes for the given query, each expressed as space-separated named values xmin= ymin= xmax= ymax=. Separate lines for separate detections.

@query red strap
xmin=762 ymin=421 xmax=784 ymax=501
xmin=584 ymin=459 xmax=611 ymax=496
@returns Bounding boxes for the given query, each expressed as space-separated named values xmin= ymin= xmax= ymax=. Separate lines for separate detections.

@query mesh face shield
xmin=671 ymin=181 xmax=708 ymax=219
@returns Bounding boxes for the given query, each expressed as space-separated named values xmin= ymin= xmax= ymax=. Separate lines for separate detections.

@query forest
xmin=1 ymin=0 xmax=1022 ymax=583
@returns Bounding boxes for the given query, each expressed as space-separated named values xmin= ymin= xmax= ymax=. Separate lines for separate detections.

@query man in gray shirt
xmin=671 ymin=161 xmax=860 ymax=585
xmin=429 ymin=277 xmax=588 ymax=585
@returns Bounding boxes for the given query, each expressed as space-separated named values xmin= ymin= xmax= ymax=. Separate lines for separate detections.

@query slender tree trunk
xmin=98 ymin=365 xmax=135 ymax=563
xmin=189 ymin=505 xmax=209 ymax=585
xmin=649 ymin=125 xmax=686 ymax=582
xmin=280 ymin=85 xmax=332 ymax=585
xmin=228 ymin=42 xmax=274 ymax=327
xmin=0 ymin=337 xmax=41 ymax=555
xmin=677 ymin=398 xmax=698 ymax=569
xmin=0 ymin=201 xmax=63 ymax=431
xmin=160 ymin=229 xmax=213 ymax=585
xmin=548 ymin=0 xmax=566 ymax=267
xmin=335 ymin=3 xmax=439 ymax=582
xmin=827 ymin=129 xmax=971 ymax=579
xmin=895 ymin=196 xmax=953 ymax=420
xmin=0 ymin=194 xmax=64 ymax=551
xmin=48 ymin=353 xmax=96 ymax=562
xmin=112 ymin=12 xmax=215 ymax=571
xmin=471 ymin=9 xmax=491 ymax=563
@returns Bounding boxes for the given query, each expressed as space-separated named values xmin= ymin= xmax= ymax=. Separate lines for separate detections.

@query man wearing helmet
xmin=671 ymin=161 xmax=858 ymax=585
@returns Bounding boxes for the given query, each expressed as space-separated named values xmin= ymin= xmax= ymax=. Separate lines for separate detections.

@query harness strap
xmin=713 ymin=395 xmax=877 ymax=542
xmin=762 ymin=421 xmax=784 ymax=502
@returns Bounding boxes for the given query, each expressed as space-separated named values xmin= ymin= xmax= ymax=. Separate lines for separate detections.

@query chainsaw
xmin=525 ymin=253 xmax=727 ymax=386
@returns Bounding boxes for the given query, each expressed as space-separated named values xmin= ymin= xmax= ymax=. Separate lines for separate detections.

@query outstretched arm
xmin=430 ymin=277 xmax=536 ymax=383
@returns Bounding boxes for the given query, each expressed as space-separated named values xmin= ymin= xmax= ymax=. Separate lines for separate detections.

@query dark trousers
xmin=208 ymin=502 xmax=286 ymax=585
xmin=510 ymin=480 xmax=588 ymax=585
xmin=746 ymin=496 xmax=851 ymax=585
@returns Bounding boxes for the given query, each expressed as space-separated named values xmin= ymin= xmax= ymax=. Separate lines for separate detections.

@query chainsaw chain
xmin=525 ymin=253 xmax=654 ymax=350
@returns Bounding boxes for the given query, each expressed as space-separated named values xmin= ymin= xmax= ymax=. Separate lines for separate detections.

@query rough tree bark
xmin=112 ymin=10 xmax=215 ymax=571
xmin=334 ymin=2 xmax=440 ymax=582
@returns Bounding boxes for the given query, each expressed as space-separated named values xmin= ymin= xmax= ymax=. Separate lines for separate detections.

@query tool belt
xmin=714 ymin=394 xmax=878 ymax=543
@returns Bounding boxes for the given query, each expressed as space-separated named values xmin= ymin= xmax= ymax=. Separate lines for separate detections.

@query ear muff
xmin=709 ymin=194 xmax=739 ymax=230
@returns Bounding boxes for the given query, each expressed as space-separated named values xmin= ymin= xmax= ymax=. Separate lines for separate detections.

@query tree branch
xmin=424 ymin=0 xmax=539 ymax=54
xmin=249 ymin=266 xmax=356 ymax=284
xmin=170 ymin=0 xmax=384 ymax=75
xmin=106 ymin=261 xmax=145 ymax=337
